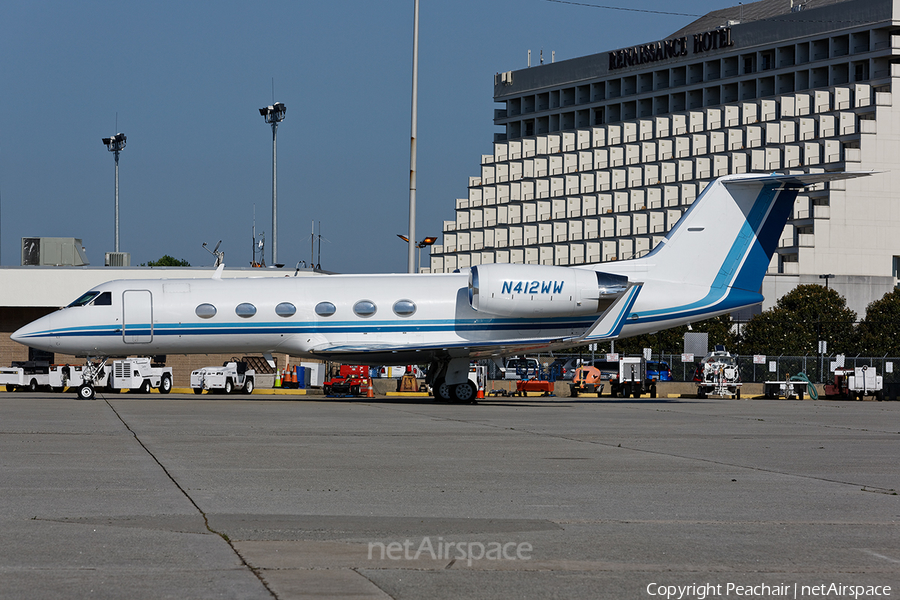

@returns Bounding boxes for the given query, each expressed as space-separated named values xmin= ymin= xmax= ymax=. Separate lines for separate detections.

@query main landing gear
xmin=428 ymin=358 xmax=479 ymax=404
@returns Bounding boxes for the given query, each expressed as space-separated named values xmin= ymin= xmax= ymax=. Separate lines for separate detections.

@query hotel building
xmin=429 ymin=0 xmax=900 ymax=317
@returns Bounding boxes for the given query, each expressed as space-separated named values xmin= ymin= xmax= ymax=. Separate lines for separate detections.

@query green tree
xmin=740 ymin=284 xmax=856 ymax=355
xmin=856 ymin=288 xmax=900 ymax=355
xmin=143 ymin=255 xmax=191 ymax=267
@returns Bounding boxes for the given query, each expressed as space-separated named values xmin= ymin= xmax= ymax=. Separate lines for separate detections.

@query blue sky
xmin=0 ymin=0 xmax=731 ymax=273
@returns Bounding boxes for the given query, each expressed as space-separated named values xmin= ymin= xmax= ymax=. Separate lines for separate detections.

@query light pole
xmin=397 ymin=234 xmax=436 ymax=272
xmin=407 ymin=0 xmax=420 ymax=274
xmin=101 ymin=133 xmax=126 ymax=252
xmin=819 ymin=273 xmax=835 ymax=289
xmin=259 ymin=102 xmax=286 ymax=265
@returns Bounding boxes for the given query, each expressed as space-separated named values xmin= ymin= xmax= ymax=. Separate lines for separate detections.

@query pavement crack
xmin=103 ymin=399 xmax=280 ymax=600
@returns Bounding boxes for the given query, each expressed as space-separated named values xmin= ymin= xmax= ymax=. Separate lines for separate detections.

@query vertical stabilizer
xmin=639 ymin=172 xmax=871 ymax=295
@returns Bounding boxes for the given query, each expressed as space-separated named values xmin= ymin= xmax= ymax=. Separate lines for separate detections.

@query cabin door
xmin=122 ymin=289 xmax=153 ymax=344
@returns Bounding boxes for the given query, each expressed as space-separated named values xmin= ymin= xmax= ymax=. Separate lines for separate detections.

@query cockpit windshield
xmin=67 ymin=291 xmax=100 ymax=308
xmin=66 ymin=291 xmax=111 ymax=308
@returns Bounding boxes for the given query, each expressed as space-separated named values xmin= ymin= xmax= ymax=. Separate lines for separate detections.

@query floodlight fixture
xmin=259 ymin=102 xmax=286 ymax=265
xmin=101 ymin=132 xmax=127 ymax=252
xmin=397 ymin=233 xmax=437 ymax=271
xmin=259 ymin=102 xmax=286 ymax=123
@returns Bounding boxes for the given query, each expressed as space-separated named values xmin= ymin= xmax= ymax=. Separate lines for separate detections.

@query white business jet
xmin=12 ymin=172 xmax=868 ymax=401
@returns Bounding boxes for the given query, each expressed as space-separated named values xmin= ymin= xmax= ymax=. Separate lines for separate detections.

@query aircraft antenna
xmin=202 ymin=240 xmax=224 ymax=267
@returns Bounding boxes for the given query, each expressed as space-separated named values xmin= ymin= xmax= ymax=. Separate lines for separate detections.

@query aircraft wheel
xmin=435 ymin=379 xmax=452 ymax=402
xmin=452 ymin=381 xmax=477 ymax=404
xmin=159 ymin=375 xmax=172 ymax=395
xmin=350 ymin=385 xmax=360 ymax=396
xmin=193 ymin=387 xmax=204 ymax=395
xmin=243 ymin=378 xmax=254 ymax=395
xmin=78 ymin=385 xmax=95 ymax=400
xmin=29 ymin=379 xmax=38 ymax=393
xmin=224 ymin=379 xmax=234 ymax=394
xmin=323 ymin=385 xmax=332 ymax=396
xmin=139 ymin=380 xmax=151 ymax=394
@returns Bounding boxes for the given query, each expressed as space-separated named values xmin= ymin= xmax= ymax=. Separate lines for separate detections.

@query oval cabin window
xmin=393 ymin=299 xmax=416 ymax=317
xmin=195 ymin=303 xmax=217 ymax=319
xmin=275 ymin=302 xmax=297 ymax=317
xmin=353 ymin=300 xmax=377 ymax=317
xmin=315 ymin=302 xmax=336 ymax=317
xmin=235 ymin=303 xmax=257 ymax=318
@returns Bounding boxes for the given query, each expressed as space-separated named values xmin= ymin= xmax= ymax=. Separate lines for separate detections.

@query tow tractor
xmin=824 ymin=366 xmax=884 ymax=401
xmin=191 ymin=360 xmax=255 ymax=394
xmin=111 ymin=357 xmax=173 ymax=394
xmin=0 ymin=361 xmax=52 ymax=392
xmin=694 ymin=347 xmax=742 ymax=399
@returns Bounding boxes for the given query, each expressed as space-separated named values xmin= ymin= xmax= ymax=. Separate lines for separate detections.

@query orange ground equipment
xmin=569 ymin=366 xmax=603 ymax=397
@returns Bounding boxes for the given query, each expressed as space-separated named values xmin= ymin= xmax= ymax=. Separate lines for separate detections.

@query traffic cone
xmin=477 ymin=385 xmax=484 ymax=399
xmin=366 ymin=378 xmax=375 ymax=398
xmin=274 ymin=370 xmax=282 ymax=388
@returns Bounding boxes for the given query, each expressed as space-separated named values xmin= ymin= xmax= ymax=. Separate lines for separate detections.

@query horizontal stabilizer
xmin=721 ymin=171 xmax=875 ymax=188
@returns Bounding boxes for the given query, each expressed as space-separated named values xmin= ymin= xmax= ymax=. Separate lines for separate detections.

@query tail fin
xmin=644 ymin=172 xmax=872 ymax=295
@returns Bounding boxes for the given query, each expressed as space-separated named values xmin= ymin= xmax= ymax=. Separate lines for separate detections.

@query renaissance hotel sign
xmin=609 ymin=27 xmax=733 ymax=71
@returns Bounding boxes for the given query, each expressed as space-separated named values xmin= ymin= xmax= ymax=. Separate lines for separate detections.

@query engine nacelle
xmin=468 ymin=264 xmax=628 ymax=318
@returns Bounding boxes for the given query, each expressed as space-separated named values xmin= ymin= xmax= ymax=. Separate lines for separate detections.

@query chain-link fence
xmin=499 ymin=353 xmax=900 ymax=384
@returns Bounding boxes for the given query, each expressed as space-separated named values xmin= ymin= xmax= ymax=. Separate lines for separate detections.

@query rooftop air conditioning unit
xmin=105 ymin=252 xmax=131 ymax=267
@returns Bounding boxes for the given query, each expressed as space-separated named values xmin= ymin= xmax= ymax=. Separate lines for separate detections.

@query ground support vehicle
xmin=0 ymin=361 xmax=51 ymax=392
xmin=824 ymin=366 xmax=884 ymax=401
xmin=494 ymin=360 xmax=555 ymax=397
xmin=191 ymin=361 xmax=255 ymax=395
xmin=48 ymin=364 xmax=110 ymax=393
xmin=111 ymin=357 xmax=173 ymax=394
xmin=323 ymin=365 xmax=370 ymax=397
xmin=1 ymin=361 xmax=113 ymax=399
xmin=569 ymin=357 xmax=657 ymax=398
xmin=616 ymin=357 xmax=657 ymax=398
xmin=763 ymin=380 xmax=808 ymax=400
xmin=694 ymin=349 xmax=742 ymax=399
xmin=569 ymin=365 xmax=604 ymax=397
xmin=514 ymin=378 xmax=555 ymax=396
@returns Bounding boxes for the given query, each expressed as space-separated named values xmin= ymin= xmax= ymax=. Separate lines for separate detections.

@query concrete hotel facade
xmin=428 ymin=0 xmax=900 ymax=318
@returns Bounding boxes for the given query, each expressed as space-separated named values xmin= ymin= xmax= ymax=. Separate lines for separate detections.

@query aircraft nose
xmin=11 ymin=312 xmax=55 ymax=349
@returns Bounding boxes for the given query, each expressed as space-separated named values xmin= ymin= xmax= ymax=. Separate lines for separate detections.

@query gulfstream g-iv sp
xmin=12 ymin=172 xmax=869 ymax=401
